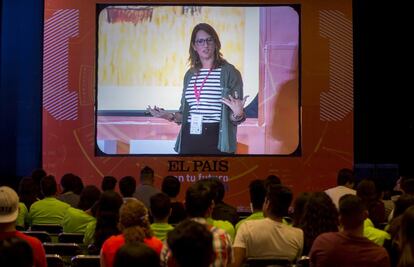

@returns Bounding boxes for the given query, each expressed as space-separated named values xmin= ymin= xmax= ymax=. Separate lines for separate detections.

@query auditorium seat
xmin=58 ymin=233 xmax=84 ymax=243
xmin=46 ymin=254 xmax=64 ymax=267
xmin=30 ymin=224 xmax=63 ymax=234
xmin=71 ymin=255 xmax=100 ymax=267
xmin=22 ymin=231 xmax=51 ymax=242
xmin=43 ymin=242 xmax=83 ymax=256
xmin=246 ymin=258 xmax=292 ymax=267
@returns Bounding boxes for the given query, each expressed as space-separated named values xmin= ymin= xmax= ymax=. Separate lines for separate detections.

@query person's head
xmin=0 ymin=186 xmax=19 ymax=226
xmin=77 ymin=185 xmax=101 ymax=211
xmin=337 ymin=168 xmax=355 ymax=187
xmin=113 ymin=243 xmax=160 ymax=267
xmin=249 ymin=179 xmax=266 ymax=211
xmin=400 ymin=176 xmax=414 ymax=195
xmin=140 ymin=166 xmax=154 ymax=185
xmin=119 ymin=176 xmax=136 ymax=198
xmin=265 ymin=175 xmax=281 ymax=189
xmin=60 ymin=173 xmax=79 ymax=193
xmin=398 ymin=206 xmax=414 ymax=267
xmin=31 ymin=168 xmax=46 ymax=184
xmin=17 ymin=177 xmax=37 ymax=208
xmin=185 ymin=180 xmax=214 ymax=218
xmin=167 ymin=219 xmax=214 ymax=267
xmin=356 ymin=179 xmax=379 ymax=206
xmin=161 ymin=176 xmax=181 ymax=198
xmin=72 ymin=175 xmax=84 ymax=195
xmin=101 ymin=176 xmax=117 ymax=191
xmin=264 ymin=184 xmax=293 ymax=218
xmin=150 ymin=193 xmax=171 ymax=221
xmin=40 ymin=175 xmax=57 ymax=197
xmin=205 ymin=177 xmax=225 ymax=203
xmin=338 ymin=194 xmax=367 ymax=230
xmin=119 ymin=199 xmax=152 ymax=242
xmin=393 ymin=194 xmax=414 ymax=219
xmin=0 ymin=237 xmax=33 ymax=267
xmin=292 ymin=192 xmax=312 ymax=226
xmin=189 ymin=23 xmax=225 ymax=71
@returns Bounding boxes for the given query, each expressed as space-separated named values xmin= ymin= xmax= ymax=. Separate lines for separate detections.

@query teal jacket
xmin=174 ymin=62 xmax=244 ymax=153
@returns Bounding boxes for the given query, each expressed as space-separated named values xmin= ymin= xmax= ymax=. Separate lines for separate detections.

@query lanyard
xmin=193 ymin=68 xmax=212 ymax=104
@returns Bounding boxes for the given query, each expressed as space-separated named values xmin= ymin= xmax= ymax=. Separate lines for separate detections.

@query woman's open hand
xmin=222 ymin=93 xmax=249 ymax=117
xmin=147 ymin=105 xmax=172 ymax=120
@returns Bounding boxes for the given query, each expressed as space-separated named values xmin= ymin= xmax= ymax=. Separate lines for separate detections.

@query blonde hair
xmin=119 ymin=199 xmax=152 ymax=244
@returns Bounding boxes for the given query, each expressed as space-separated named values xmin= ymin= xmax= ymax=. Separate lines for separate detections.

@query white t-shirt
xmin=233 ymin=218 xmax=303 ymax=262
xmin=325 ymin=185 xmax=356 ymax=209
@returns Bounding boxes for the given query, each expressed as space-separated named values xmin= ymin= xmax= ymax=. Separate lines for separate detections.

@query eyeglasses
xmin=195 ymin=37 xmax=215 ymax=46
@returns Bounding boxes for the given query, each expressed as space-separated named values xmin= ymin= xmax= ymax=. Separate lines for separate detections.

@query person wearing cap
xmin=0 ymin=186 xmax=47 ymax=267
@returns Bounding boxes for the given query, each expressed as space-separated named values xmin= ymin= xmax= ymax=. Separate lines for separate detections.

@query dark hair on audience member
xmin=266 ymin=184 xmax=292 ymax=217
xmin=401 ymin=176 xmax=414 ymax=195
xmin=114 ymin=243 xmax=160 ymax=267
xmin=150 ymin=193 xmax=171 ymax=220
xmin=204 ymin=177 xmax=225 ymax=203
xmin=94 ymin=190 xmax=123 ymax=250
xmin=18 ymin=177 xmax=38 ymax=209
xmin=356 ymin=179 xmax=379 ymax=204
xmin=0 ymin=237 xmax=33 ymax=267
xmin=40 ymin=175 xmax=57 ymax=197
xmin=249 ymin=179 xmax=266 ymax=211
xmin=338 ymin=194 xmax=366 ymax=229
xmin=60 ymin=173 xmax=79 ymax=193
xmin=168 ymin=219 xmax=214 ymax=267
xmin=393 ymin=194 xmax=414 ymax=219
xmin=265 ymin=175 xmax=281 ymax=188
xmin=31 ymin=168 xmax=46 ymax=199
xmin=337 ymin=168 xmax=355 ymax=186
xmin=77 ymin=185 xmax=101 ymax=211
xmin=292 ymin=192 xmax=312 ymax=227
xmin=101 ymin=176 xmax=117 ymax=191
xmin=162 ymin=176 xmax=181 ymax=198
xmin=119 ymin=176 xmax=136 ymax=197
xmin=119 ymin=199 xmax=153 ymax=244
xmin=72 ymin=175 xmax=84 ymax=195
xmin=185 ymin=180 xmax=214 ymax=218
xmin=397 ymin=206 xmax=414 ymax=267
xmin=299 ymin=192 xmax=339 ymax=255
xmin=140 ymin=166 xmax=154 ymax=183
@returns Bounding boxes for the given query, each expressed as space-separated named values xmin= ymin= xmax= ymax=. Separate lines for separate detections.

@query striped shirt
xmin=185 ymin=68 xmax=222 ymax=123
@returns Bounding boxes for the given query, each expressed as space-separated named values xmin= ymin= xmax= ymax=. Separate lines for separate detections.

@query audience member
xmin=298 ymin=192 xmax=338 ymax=255
xmin=309 ymin=194 xmax=390 ymax=267
xmin=113 ymin=242 xmax=160 ymax=267
xmin=0 ymin=186 xmax=47 ymax=267
xmin=264 ymin=174 xmax=282 ymax=188
xmin=167 ymin=219 xmax=214 ymax=267
xmin=235 ymin=179 xmax=266 ymax=232
xmin=17 ymin=177 xmax=38 ymax=210
xmin=57 ymin=173 xmax=82 ymax=207
xmin=395 ymin=206 xmax=414 ymax=267
xmin=325 ymin=168 xmax=356 ymax=209
xmin=292 ymin=192 xmax=312 ymax=227
xmin=31 ymin=168 xmax=47 ymax=199
xmin=0 ymin=237 xmax=33 ymax=267
xmin=160 ymin=180 xmax=233 ymax=267
xmin=28 ymin=175 xmax=70 ymax=226
xmin=100 ymin=199 xmax=163 ymax=267
xmin=210 ymin=178 xmax=239 ymax=226
xmin=119 ymin=176 xmax=137 ymax=202
xmin=357 ymin=179 xmax=386 ymax=227
xmin=161 ymin=175 xmax=186 ymax=224
xmin=62 ymin=185 xmax=101 ymax=233
xmin=101 ymin=176 xmax=117 ymax=192
xmin=232 ymin=184 xmax=303 ymax=266
xmin=134 ymin=166 xmax=161 ymax=208
xmin=150 ymin=193 xmax=174 ymax=241
xmin=83 ymin=190 xmax=123 ymax=252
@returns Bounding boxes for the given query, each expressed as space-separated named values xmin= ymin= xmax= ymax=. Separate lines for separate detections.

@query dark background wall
xmin=0 ymin=0 xmax=411 ymax=187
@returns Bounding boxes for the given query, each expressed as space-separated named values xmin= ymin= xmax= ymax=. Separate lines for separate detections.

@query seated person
xmin=161 ymin=176 xmax=186 ymax=224
xmin=113 ymin=242 xmax=160 ymax=267
xmin=232 ymin=184 xmax=303 ymax=266
xmin=118 ymin=176 xmax=137 ymax=202
xmin=28 ymin=175 xmax=70 ymax=226
xmin=57 ymin=173 xmax=83 ymax=208
xmin=150 ymin=193 xmax=174 ymax=241
xmin=210 ymin=178 xmax=239 ymax=226
xmin=62 ymin=185 xmax=101 ymax=233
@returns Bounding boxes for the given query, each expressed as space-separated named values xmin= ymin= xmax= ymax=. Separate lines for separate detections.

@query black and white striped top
xmin=185 ymin=68 xmax=222 ymax=123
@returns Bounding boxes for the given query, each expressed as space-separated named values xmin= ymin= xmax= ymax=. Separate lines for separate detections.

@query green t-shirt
xmin=150 ymin=223 xmax=174 ymax=241
xmin=83 ymin=220 xmax=96 ymax=245
xmin=16 ymin=202 xmax=28 ymax=229
xmin=363 ymin=218 xmax=390 ymax=246
xmin=235 ymin=211 xmax=264 ymax=233
xmin=28 ymin=197 xmax=70 ymax=226
xmin=207 ymin=217 xmax=235 ymax=242
xmin=62 ymin=207 xmax=96 ymax=233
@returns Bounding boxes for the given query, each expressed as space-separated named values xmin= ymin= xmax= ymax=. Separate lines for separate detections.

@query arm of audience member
xmin=229 ymin=247 xmax=246 ymax=267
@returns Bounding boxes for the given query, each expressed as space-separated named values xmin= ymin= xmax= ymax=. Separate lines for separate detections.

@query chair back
xmin=246 ymin=258 xmax=292 ymax=267
xmin=296 ymin=256 xmax=310 ymax=267
xmin=22 ymin=231 xmax=51 ymax=242
xmin=46 ymin=254 xmax=65 ymax=267
xmin=58 ymin=233 xmax=84 ymax=243
xmin=30 ymin=224 xmax=63 ymax=234
xmin=43 ymin=242 xmax=83 ymax=256
xmin=71 ymin=255 xmax=100 ymax=267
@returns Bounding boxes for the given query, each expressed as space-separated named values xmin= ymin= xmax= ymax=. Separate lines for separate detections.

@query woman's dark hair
xmin=397 ymin=206 xmax=414 ymax=267
xmin=162 ymin=176 xmax=181 ymax=198
xmin=93 ymin=190 xmax=123 ymax=250
xmin=114 ymin=243 xmax=160 ymax=267
xmin=188 ymin=23 xmax=226 ymax=71
xmin=77 ymin=185 xmax=101 ymax=211
xmin=0 ymin=237 xmax=33 ymax=267
xmin=60 ymin=173 xmax=83 ymax=194
xmin=292 ymin=192 xmax=312 ymax=227
xmin=299 ymin=192 xmax=339 ymax=255
xmin=119 ymin=199 xmax=153 ymax=244
xmin=18 ymin=177 xmax=38 ymax=209
xmin=101 ymin=176 xmax=117 ymax=191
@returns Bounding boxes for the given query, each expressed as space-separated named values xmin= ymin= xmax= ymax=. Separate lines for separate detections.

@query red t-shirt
xmin=0 ymin=230 xmax=47 ymax=267
xmin=101 ymin=234 xmax=163 ymax=267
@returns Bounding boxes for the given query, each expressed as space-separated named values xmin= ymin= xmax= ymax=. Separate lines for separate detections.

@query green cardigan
xmin=174 ymin=62 xmax=244 ymax=153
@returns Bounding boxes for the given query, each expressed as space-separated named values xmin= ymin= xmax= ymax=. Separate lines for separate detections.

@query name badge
xmin=190 ymin=114 xmax=203 ymax=135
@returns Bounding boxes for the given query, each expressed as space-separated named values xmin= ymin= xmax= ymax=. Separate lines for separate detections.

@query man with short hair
xmin=150 ymin=193 xmax=174 ymax=241
xmin=0 ymin=186 xmax=47 ymax=267
xmin=325 ymin=168 xmax=356 ymax=209
xmin=28 ymin=175 xmax=70 ymax=225
xmin=160 ymin=180 xmax=233 ymax=267
xmin=309 ymin=194 xmax=390 ymax=267
xmin=232 ymin=184 xmax=303 ymax=266
xmin=133 ymin=166 xmax=161 ymax=208
xmin=118 ymin=176 xmax=137 ymax=202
